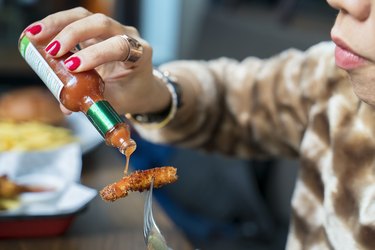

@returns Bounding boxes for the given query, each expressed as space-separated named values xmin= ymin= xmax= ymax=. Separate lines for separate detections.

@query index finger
xmin=23 ymin=7 xmax=92 ymax=44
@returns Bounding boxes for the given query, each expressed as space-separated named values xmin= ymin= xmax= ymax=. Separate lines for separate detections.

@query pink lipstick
xmin=332 ymin=37 xmax=366 ymax=70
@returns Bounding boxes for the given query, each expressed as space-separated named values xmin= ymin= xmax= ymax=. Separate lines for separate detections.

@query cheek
xmin=349 ymin=69 xmax=375 ymax=106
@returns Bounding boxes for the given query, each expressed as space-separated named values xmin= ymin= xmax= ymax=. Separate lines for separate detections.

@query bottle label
xmin=86 ymin=101 xmax=123 ymax=136
xmin=19 ymin=36 xmax=64 ymax=100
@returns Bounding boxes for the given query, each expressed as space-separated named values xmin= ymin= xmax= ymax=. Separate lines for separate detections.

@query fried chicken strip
xmin=100 ymin=166 xmax=177 ymax=202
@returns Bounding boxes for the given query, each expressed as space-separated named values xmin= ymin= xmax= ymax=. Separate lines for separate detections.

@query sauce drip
xmin=124 ymin=156 xmax=130 ymax=175
xmin=124 ymin=144 xmax=136 ymax=175
xmin=106 ymin=124 xmax=136 ymax=174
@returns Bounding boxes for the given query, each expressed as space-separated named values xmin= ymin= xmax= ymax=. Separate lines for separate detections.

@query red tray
xmin=0 ymin=206 xmax=87 ymax=238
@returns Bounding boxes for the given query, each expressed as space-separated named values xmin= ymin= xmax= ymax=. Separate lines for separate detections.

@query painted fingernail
xmin=64 ymin=56 xmax=81 ymax=71
xmin=45 ymin=40 xmax=61 ymax=56
xmin=25 ymin=24 xmax=42 ymax=35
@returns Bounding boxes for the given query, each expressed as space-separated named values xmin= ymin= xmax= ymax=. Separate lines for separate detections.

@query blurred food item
xmin=0 ymin=86 xmax=65 ymax=125
xmin=0 ymin=175 xmax=49 ymax=199
xmin=15 ymin=174 xmax=65 ymax=205
xmin=0 ymin=121 xmax=76 ymax=151
xmin=0 ymin=175 xmax=46 ymax=211
xmin=100 ymin=166 xmax=178 ymax=202
xmin=0 ymin=175 xmax=25 ymax=200
xmin=0 ymin=175 xmax=55 ymax=211
xmin=0 ymin=197 xmax=20 ymax=211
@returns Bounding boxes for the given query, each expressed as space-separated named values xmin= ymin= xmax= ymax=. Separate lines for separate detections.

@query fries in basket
xmin=0 ymin=121 xmax=76 ymax=151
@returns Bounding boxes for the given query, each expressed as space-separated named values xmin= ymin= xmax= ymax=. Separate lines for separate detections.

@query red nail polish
xmin=25 ymin=24 xmax=42 ymax=35
xmin=45 ymin=41 xmax=61 ymax=56
xmin=64 ymin=56 xmax=81 ymax=71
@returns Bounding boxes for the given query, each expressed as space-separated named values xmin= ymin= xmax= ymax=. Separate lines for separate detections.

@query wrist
xmin=148 ymin=70 xmax=172 ymax=113
xmin=125 ymin=69 xmax=182 ymax=129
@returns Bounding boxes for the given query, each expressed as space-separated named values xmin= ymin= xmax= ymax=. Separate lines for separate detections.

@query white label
xmin=23 ymin=42 xmax=64 ymax=100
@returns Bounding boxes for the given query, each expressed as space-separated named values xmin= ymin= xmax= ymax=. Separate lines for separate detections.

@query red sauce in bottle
xmin=19 ymin=34 xmax=136 ymax=171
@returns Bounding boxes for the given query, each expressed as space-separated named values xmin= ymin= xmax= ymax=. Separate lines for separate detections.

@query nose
xmin=327 ymin=0 xmax=371 ymax=21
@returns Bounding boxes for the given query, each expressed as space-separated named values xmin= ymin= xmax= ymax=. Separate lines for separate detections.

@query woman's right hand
xmin=23 ymin=7 xmax=171 ymax=115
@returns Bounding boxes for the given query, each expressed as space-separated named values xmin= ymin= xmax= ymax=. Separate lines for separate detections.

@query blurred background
xmin=0 ymin=0 xmax=336 ymax=249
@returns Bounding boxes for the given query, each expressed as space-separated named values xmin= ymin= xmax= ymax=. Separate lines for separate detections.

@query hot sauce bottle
xmin=18 ymin=35 xmax=136 ymax=167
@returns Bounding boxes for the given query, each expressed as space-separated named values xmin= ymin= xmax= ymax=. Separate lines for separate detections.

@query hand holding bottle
xmin=22 ymin=7 xmax=171 ymax=116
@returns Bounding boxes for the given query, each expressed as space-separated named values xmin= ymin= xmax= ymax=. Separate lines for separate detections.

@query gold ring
xmin=119 ymin=34 xmax=143 ymax=63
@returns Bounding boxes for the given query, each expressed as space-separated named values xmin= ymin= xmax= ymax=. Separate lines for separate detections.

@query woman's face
xmin=327 ymin=0 xmax=375 ymax=106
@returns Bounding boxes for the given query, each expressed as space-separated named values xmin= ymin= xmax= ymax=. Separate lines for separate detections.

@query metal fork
xmin=143 ymin=178 xmax=171 ymax=250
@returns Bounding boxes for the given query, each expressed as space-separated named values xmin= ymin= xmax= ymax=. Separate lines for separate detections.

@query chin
xmin=349 ymin=73 xmax=375 ymax=107
xmin=355 ymin=93 xmax=375 ymax=107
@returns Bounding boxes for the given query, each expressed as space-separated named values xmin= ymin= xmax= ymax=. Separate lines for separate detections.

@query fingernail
xmin=64 ymin=56 xmax=81 ymax=71
xmin=45 ymin=40 xmax=61 ymax=56
xmin=25 ymin=24 xmax=42 ymax=35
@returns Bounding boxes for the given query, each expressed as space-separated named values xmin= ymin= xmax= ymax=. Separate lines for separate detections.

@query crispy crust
xmin=100 ymin=166 xmax=177 ymax=202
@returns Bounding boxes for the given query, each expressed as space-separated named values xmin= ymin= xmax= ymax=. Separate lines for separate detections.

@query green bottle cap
xmin=86 ymin=100 xmax=123 ymax=136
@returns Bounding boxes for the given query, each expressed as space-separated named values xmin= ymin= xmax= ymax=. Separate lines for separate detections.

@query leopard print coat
xmin=133 ymin=42 xmax=375 ymax=249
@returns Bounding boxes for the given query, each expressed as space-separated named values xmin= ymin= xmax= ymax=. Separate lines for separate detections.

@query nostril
xmin=328 ymin=0 xmax=371 ymax=22
xmin=345 ymin=1 xmax=371 ymax=21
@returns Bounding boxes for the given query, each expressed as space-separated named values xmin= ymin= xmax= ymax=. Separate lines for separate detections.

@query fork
xmin=143 ymin=178 xmax=171 ymax=250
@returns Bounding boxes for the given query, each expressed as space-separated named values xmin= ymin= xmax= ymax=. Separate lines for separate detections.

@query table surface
xmin=0 ymin=143 xmax=194 ymax=250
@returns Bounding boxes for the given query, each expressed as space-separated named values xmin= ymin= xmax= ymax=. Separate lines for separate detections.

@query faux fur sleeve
xmin=133 ymin=42 xmax=347 ymax=159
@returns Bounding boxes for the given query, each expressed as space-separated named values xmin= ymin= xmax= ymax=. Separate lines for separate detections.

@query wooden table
xmin=0 ymin=143 xmax=193 ymax=250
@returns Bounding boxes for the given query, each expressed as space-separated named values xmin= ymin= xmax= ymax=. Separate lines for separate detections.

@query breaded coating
xmin=100 ymin=166 xmax=177 ymax=202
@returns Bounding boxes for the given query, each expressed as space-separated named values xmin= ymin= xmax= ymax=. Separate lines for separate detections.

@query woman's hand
xmin=23 ymin=7 xmax=171 ymax=115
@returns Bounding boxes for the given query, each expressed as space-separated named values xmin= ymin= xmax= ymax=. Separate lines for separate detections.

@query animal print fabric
xmin=132 ymin=42 xmax=375 ymax=249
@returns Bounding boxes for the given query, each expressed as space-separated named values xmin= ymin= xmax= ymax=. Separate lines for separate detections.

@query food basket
xmin=0 ymin=205 xmax=87 ymax=238
xmin=0 ymin=142 xmax=97 ymax=238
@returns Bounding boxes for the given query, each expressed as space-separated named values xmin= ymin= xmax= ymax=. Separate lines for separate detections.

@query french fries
xmin=0 ymin=198 xmax=20 ymax=211
xmin=0 ymin=121 xmax=76 ymax=151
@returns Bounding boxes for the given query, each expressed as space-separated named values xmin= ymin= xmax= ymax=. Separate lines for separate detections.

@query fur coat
xmin=133 ymin=42 xmax=375 ymax=249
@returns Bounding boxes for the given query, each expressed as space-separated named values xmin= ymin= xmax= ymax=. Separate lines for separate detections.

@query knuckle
xmin=74 ymin=7 xmax=92 ymax=17
xmin=126 ymin=26 xmax=139 ymax=37
xmin=93 ymin=13 xmax=111 ymax=28
xmin=43 ymin=7 xmax=92 ymax=28
xmin=43 ymin=13 xmax=57 ymax=25
xmin=143 ymin=44 xmax=153 ymax=61
xmin=63 ymin=25 xmax=78 ymax=39
xmin=143 ymin=42 xmax=152 ymax=54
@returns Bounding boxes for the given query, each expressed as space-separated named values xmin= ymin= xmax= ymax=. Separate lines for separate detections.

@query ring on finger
xmin=119 ymin=34 xmax=143 ymax=63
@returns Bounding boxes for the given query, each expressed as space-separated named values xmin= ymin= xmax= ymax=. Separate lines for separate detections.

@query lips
xmin=332 ymin=37 xmax=366 ymax=70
